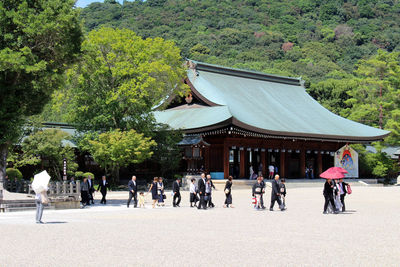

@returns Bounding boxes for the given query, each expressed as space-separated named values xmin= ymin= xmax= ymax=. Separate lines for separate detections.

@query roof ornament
xmin=187 ymin=60 xmax=199 ymax=79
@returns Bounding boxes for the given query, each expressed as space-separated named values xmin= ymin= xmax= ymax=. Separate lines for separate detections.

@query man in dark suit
xmin=97 ymin=175 xmax=109 ymax=204
xmin=127 ymin=175 xmax=137 ymax=208
xmin=172 ymin=177 xmax=181 ymax=207
xmin=88 ymin=175 xmax=95 ymax=204
xmin=260 ymin=176 xmax=266 ymax=209
xmin=197 ymin=173 xmax=207 ymax=210
xmin=270 ymin=175 xmax=284 ymax=211
xmin=323 ymin=179 xmax=337 ymax=214
xmin=338 ymin=178 xmax=348 ymax=212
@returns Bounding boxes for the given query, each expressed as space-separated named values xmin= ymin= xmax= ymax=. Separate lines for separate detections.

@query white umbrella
xmin=31 ymin=171 xmax=51 ymax=194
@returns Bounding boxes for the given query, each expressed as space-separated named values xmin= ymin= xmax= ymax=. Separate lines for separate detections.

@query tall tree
xmin=0 ymin=0 xmax=82 ymax=198
xmin=345 ymin=50 xmax=400 ymax=144
xmin=66 ymin=27 xmax=188 ymax=133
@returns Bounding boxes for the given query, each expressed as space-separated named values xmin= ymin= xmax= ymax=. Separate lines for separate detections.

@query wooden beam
xmin=317 ymin=152 xmax=322 ymax=178
xmin=300 ymin=149 xmax=305 ymax=178
xmin=280 ymin=151 xmax=286 ymax=178
xmin=223 ymin=142 xmax=229 ymax=179
xmin=261 ymin=150 xmax=266 ymax=177
xmin=240 ymin=149 xmax=245 ymax=178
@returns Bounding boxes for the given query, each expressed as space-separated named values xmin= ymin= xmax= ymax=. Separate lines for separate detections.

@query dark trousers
xmin=127 ymin=191 xmax=137 ymax=207
xmin=260 ymin=194 xmax=265 ymax=208
xmin=81 ymin=191 xmax=90 ymax=205
xmin=324 ymin=196 xmax=335 ymax=212
xmin=100 ymin=191 xmax=107 ymax=204
xmin=270 ymin=194 xmax=283 ymax=209
xmin=173 ymin=192 xmax=181 ymax=206
xmin=89 ymin=191 xmax=94 ymax=204
xmin=340 ymin=194 xmax=346 ymax=211
xmin=206 ymin=193 xmax=214 ymax=207
xmin=198 ymin=194 xmax=207 ymax=209
xmin=190 ymin=193 xmax=198 ymax=206
xmin=225 ymin=193 xmax=232 ymax=206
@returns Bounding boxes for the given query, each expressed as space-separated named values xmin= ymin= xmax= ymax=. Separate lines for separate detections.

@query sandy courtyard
xmin=1 ymin=185 xmax=400 ymax=267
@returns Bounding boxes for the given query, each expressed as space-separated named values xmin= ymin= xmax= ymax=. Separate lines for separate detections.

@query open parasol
xmin=31 ymin=170 xmax=51 ymax=194
xmin=320 ymin=167 xmax=346 ymax=179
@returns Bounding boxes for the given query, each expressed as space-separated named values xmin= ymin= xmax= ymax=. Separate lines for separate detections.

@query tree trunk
xmin=0 ymin=143 xmax=9 ymax=200
xmin=111 ymin=164 xmax=120 ymax=185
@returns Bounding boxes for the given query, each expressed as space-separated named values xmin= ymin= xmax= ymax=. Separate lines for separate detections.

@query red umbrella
xmin=331 ymin=167 xmax=348 ymax=174
xmin=320 ymin=167 xmax=346 ymax=179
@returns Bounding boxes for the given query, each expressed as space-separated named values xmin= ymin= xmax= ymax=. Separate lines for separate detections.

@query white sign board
xmin=334 ymin=145 xmax=358 ymax=178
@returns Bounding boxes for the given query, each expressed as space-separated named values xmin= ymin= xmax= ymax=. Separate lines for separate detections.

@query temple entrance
xmin=286 ymin=151 xmax=300 ymax=178
xmin=228 ymin=148 xmax=240 ymax=179
xmin=306 ymin=150 xmax=317 ymax=179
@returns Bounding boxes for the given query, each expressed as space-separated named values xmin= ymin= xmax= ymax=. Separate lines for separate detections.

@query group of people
xmin=252 ymin=174 xmax=287 ymax=211
xmin=323 ymin=178 xmax=350 ymax=214
xmin=80 ymin=175 xmax=109 ymax=207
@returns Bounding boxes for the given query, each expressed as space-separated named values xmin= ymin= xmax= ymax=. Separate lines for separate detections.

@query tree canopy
xmin=0 ymin=0 xmax=82 ymax=196
xmin=64 ymin=27 xmax=188 ymax=133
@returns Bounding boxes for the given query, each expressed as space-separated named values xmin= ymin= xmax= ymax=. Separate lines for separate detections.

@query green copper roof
xmin=156 ymin=61 xmax=390 ymax=142
xmin=154 ymin=105 xmax=232 ymax=131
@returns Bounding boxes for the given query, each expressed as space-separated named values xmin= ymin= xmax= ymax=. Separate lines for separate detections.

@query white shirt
xmin=269 ymin=165 xmax=274 ymax=172
xmin=103 ymin=180 xmax=106 ymax=186
xmin=88 ymin=179 xmax=92 ymax=187
xmin=35 ymin=193 xmax=42 ymax=200
xmin=190 ymin=183 xmax=196 ymax=193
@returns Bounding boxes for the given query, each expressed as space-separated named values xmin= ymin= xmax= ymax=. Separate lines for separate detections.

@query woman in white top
xmin=189 ymin=178 xmax=198 ymax=207
xmin=157 ymin=177 xmax=165 ymax=206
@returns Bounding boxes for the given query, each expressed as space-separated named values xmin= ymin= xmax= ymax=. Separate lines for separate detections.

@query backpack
xmin=347 ymin=184 xmax=352 ymax=194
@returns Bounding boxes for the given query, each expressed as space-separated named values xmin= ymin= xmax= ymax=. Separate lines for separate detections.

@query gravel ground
xmin=1 ymin=185 xmax=400 ymax=267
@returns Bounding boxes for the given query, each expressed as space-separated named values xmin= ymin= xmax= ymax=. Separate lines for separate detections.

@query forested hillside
xmin=81 ymin=0 xmax=400 ymax=82
xmin=79 ymin=0 xmax=400 ymax=144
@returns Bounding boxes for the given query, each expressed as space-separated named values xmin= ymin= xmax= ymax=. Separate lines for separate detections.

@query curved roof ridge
xmin=187 ymin=59 xmax=303 ymax=86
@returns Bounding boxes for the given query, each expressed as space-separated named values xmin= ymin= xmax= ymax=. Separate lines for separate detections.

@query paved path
xmin=1 ymin=186 xmax=400 ymax=266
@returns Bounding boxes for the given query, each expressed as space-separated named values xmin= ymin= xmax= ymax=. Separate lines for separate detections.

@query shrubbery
xmin=6 ymin=168 xmax=23 ymax=180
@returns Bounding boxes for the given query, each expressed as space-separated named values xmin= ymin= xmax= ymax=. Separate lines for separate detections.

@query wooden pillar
xmin=204 ymin=146 xmax=210 ymax=173
xmin=223 ymin=142 xmax=229 ymax=179
xmin=261 ymin=150 xmax=266 ymax=176
xmin=280 ymin=151 xmax=286 ymax=178
xmin=300 ymin=150 xmax=306 ymax=178
xmin=240 ymin=149 xmax=245 ymax=178
xmin=317 ymin=151 xmax=322 ymax=178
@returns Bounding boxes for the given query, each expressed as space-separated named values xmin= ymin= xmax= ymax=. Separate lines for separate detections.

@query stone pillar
xmin=317 ymin=151 xmax=323 ymax=178
xmin=280 ymin=151 xmax=286 ymax=178
xmin=300 ymin=150 xmax=306 ymax=178
xmin=240 ymin=149 xmax=245 ymax=178
xmin=223 ymin=142 xmax=229 ymax=179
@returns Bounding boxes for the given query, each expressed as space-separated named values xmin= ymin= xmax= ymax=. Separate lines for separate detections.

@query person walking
xmin=268 ymin=164 xmax=274 ymax=179
xmin=157 ymin=177 xmax=165 ymax=207
xmin=81 ymin=177 xmax=90 ymax=207
xmin=323 ymin=179 xmax=337 ymax=214
xmin=35 ymin=190 xmax=48 ymax=224
xmin=270 ymin=175 xmax=284 ymax=211
xmin=252 ymin=176 xmax=264 ymax=210
xmin=189 ymin=178 xmax=198 ymax=207
xmin=127 ymin=176 xmax=138 ymax=208
xmin=206 ymin=174 xmax=215 ymax=208
xmin=88 ymin=175 xmax=95 ymax=204
xmin=97 ymin=175 xmax=109 ymax=204
xmin=197 ymin=173 xmax=207 ymax=210
xmin=172 ymin=177 xmax=181 ymax=207
xmin=259 ymin=176 xmax=266 ymax=209
xmin=280 ymin=178 xmax=287 ymax=210
xmin=148 ymin=177 xmax=159 ymax=208
xmin=337 ymin=178 xmax=348 ymax=212
xmin=223 ymin=176 xmax=234 ymax=208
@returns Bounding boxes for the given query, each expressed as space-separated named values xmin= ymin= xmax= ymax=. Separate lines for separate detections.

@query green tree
xmin=66 ymin=27 xmax=188 ymax=133
xmin=14 ymin=129 xmax=78 ymax=181
xmin=0 ymin=0 xmax=82 ymax=197
xmin=345 ymin=50 xmax=400 ymax=144
xmin=85 ymin=129 xmax=156 ymax=183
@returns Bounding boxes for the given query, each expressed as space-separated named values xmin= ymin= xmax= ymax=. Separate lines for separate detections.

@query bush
xmin=6 ymin=168 xmax=23 ymax=180
xmin=75 ymin=171 xmax=84 ymax=179
xmin=83 ymin=172 xmax=95 ymax=179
